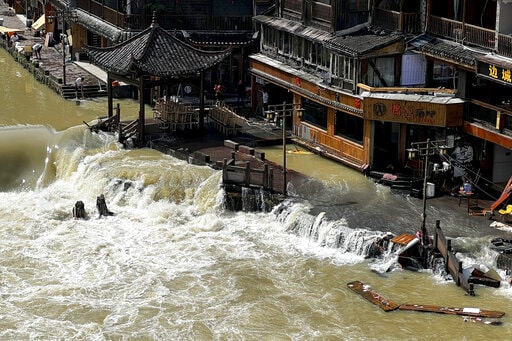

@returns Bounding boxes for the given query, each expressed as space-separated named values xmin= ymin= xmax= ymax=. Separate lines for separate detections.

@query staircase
xmin=60 ymin=83 xmax=108 ymax=100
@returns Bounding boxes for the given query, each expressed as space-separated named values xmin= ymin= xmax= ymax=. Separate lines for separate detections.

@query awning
xmin=0 ymin=26 xmax=24 ymax=34
xmin=31 ymin=14 xmax=45 ymax=31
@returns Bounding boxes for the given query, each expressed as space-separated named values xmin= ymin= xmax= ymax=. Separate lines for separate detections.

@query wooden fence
xmin=208 ymin=104 xmax=246 ymax=136
xmin=433 ymin=220 xmax=475 ymax=295
xmin=153 ymin=100 xmax=199 ymax=132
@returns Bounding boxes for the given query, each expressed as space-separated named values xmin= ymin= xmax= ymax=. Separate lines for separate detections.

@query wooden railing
xmin=153 ymin=100 xmax=199 ymax=132
xmin=465 ymin=23 xmax=495 ymax=50
xmin=208 ymin=104 xmax=246 ymax=136
xmin=428 ymin=15 xmax=463 ymax=40
xmin=497 ymin=33 xmax=512 ymax=58
xmin=77 ymin=0 xmax=251 ymax=30
xmin=428 ymin=16 xmax=503 ymax=52
xmin=373 ymin=8 xmax=421 ymax=33
xmin=433 ymin=221 xmax=475 ymax=295
xmin=223 ymin=160 xmax=273 ymax=190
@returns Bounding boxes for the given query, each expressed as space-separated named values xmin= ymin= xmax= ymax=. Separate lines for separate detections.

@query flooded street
xmin=1 ymin=48 xmax=511 ymax=340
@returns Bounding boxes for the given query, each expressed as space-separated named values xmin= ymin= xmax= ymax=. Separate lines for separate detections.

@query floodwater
xmin=1 ymin=48 xmax=511 ymax=340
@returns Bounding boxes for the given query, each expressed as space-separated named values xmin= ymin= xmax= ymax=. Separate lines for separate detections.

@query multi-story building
xmin=250 ymin=0 xmax=511 ymax=191
xmin=36 ymin=0 xmax=261 ymax=98
xmin=27 ymin=1 xmax=510 ymax=188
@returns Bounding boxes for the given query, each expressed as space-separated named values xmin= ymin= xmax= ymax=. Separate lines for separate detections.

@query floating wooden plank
xmin=347 ymin=281 xmax=400 ymax=312
xmin=391 ymin=233 xmax=417 ymax=246
xmin=398 ymin=303 xmax=505 ymax=318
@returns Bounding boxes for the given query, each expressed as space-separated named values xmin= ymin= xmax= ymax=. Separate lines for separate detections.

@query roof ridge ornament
xmin=150 ymin=11 xmax=158 ymax=28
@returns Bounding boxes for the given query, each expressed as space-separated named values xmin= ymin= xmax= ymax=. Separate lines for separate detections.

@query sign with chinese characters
xmin=364 ymin=97 xmax=463 ymax=127
xmin=477 ymin=61 xmax=512 ymax=86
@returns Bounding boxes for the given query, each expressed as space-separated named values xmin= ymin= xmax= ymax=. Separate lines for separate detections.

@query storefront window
xmin=432 ymin=62 xmax=458 ymax=88
xmin=335 ymin=111 xmax=364 ymax=144
xmin=302 ymin=98 xmax=327 ymax=129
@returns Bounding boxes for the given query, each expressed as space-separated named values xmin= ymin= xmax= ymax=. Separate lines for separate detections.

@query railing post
xmin=245 ymin=162 xmax=251 ymax=187
xmin=263 ymin=164 xmax=269 ymax=189
xmin=222 ymin=158 xmax=227 ymax=183
xmin=269 ymin=168 xmax=274 ymax=192
xmin=434 ymin=220 xmax=440 ymax=249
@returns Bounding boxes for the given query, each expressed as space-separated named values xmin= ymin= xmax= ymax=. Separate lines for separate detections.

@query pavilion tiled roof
xmin=180 ymin=31 xmax=258 ymax=47
xmin=86 ymin=22 xmax=231 ymax=77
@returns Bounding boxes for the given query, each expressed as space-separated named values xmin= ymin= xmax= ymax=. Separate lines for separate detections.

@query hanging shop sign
xmin=364 ymin=95 xmax=463 ymax=127
xmin=477 ymin=60 xmax=512 ymax=86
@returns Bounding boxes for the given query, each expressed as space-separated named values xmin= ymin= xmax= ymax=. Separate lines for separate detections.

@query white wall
xmin=492 ymin=143 xmax=512 ymax=183
xmin=498 ymin=1 xmax=512 ymax=34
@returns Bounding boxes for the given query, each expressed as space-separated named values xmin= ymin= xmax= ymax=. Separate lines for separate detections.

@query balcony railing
xmin=428 ymin=16 xmax=512 ymax=58
xmin=77 ymin=0 xmax=252 ymax=31
xmin=497 ymin=33 xmax=512 ymax=58
xmin=372 ymin=8 xmax=421 ymax=34
xmin=465 ymin=100 xmax=512 ymax=138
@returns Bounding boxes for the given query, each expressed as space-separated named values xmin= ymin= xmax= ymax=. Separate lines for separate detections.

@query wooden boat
xmin=398 ymin=303 xmax=505 ymax=318
xmin=347 ymin=280 xmax=400 ymax=312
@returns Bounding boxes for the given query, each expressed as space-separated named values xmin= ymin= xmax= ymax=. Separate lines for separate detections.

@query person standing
xmin=262 ymin=89 xmax=269 ymax=115
xmin=214 ymin=84 xmax=224 ymax=104
xmin=75 ymin=76 xmax=84 ymax=99
xmin=236 ymin=80 xmax=246 ymax=107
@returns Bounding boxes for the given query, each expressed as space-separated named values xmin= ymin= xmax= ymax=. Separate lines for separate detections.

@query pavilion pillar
xmin=138 ymin=76 xmax=145 ymax=145
xmin=199 ymin=71 xmax=205 ymax=130
xmin=107 ymin=72 xmax=113 ymax=118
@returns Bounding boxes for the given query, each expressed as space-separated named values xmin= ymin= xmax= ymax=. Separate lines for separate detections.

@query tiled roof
xmin=409 ymin=35 xmax=486 ymax=69
xmin=253 ymin=15 xmax=333 ymax=42
xmin=180 ymin=30 xmax=258 ymax=47
xmin=325 ymin=27 xmax=403 ymax=57
xmin=76 ymin=9 xmax=123 ymax=43
xmin=86 ymin=23 xmax=231 ymax=77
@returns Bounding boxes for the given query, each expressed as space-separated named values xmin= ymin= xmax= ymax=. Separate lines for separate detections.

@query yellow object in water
xmin=498 ymin=204 xmax=512 ymax=215
xmin=287 ymin=149 xmax=313 ymax=155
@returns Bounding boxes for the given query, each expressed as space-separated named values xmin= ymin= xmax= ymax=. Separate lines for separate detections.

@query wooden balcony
xmin=429 ymin=16 xmax=512 ymax=58
xmin=77 ymin=0 xmax=252 ymax=31
xmin=372 ymin=8 xmax=421 ymax=34
xmin=497 ymin=33 xmax=512 ymax=58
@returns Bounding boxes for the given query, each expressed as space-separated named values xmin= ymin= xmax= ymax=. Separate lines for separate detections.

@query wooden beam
xmin=357 ymin=83 xmax=456 ymax=94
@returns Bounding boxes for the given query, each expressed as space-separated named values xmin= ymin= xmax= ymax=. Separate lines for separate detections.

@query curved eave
xmin=86 ymin=25 xmax=232 ymax=77
xmin=135 ymin=49 xmax=232 ymax=77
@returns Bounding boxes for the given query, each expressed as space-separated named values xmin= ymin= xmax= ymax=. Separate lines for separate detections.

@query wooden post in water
xmin=222 ymin=159 xmax=228 ymax=183
xmin=434 ymin=220 xmax=440 ymax=249
xmin=245 ymin=162 xmax=251 ymax=187
xmin=282 ymin=101 xmax=287 ymax=196
xmin=263 ymin=164 xmax=269 ymax=189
